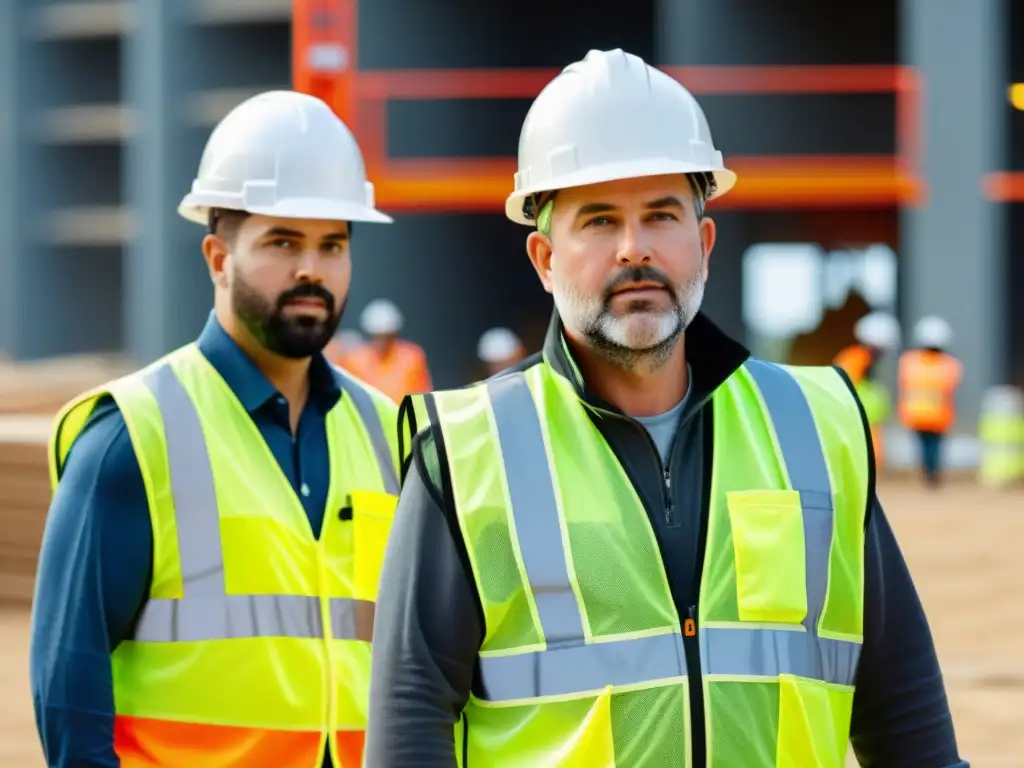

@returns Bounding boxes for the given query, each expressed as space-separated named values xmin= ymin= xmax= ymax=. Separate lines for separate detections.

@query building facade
xmin=0 ymin=0 xmax=1017 ymax=434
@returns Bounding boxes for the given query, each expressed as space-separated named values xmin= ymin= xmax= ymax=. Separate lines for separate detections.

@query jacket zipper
xmin=662 ymin=464 xmax=674 ymax=526
xmin=651 ymin=422 xmax=707 ymax=766
xmin=687 ymin=393 xmax=714 ymax=767
xmin=592 ymin=399 xmax=712 ymax=765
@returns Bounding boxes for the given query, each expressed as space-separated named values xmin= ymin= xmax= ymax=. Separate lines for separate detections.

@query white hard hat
xmin=505 ymin=49 xmax=736 ymax=226
xmin=981 ymin=385 xmax=1024 ymax=416
xmin=854 ymin=312 xmax=901 ymax=350
xmin=333 ymin=329 xmax=364 ymax=346
xmin=360 ymin=299 xmax=404 ymax=336
xmin=913 ymin=315 xmax=953 ymax=349
xmin=478 ymin=327 xmax=522 ymax=363
xmin=179 ymin=90 xmax=393 ymax=226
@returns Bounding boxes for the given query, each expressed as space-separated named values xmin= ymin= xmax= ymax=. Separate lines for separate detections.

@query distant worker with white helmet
xmin=335 ymin=298 xmax=432 ymax=404
xmin=477 ymin=326 xmax=526 ymax=375
xmin=898 ymin=315 xmax=963 ymax=486
xmin=834 ymin=311 xmax=902 ymax=466
xmin=367 ymin=50 xmax=966 ymax=767
xmin=32 ymin=90 xmax=400 ymax=768
xmin=325 ymin=327 xmax=368 ymax=361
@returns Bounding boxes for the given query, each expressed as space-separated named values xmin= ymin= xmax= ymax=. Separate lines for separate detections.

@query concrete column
xmin=653 ymin=0 xmax=702 ymax=67
xmin=123 ymin=0 xmax=208 ymax=364
xmin=0 ymin=0 xmax=43 ymax=358
xmin=0 ymin=0 xmax=21 ymax=356
xmin=653 ymin=0 xmax=746 ymax=344
xmin=900 ymin=0 xmax=1008 ymax=431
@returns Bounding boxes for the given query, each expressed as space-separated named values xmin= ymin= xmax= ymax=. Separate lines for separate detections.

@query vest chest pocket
xmin=777 ymin=674 xmax=854 ymax=768
xmin=726 ymin=489 xmax=811 ymax=625
xmin=351 ymin=490 xmax=399 ymax=603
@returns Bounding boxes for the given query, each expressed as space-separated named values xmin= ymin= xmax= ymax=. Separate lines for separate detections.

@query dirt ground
xmin=0 ymin=480 xmax=1019 ymax=766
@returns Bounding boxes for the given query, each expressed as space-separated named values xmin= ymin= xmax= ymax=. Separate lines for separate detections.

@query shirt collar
xmin=538 ymin=309 xmax=750 ymax=413
xmin=196 ymin=312 xmax=343 ymax=414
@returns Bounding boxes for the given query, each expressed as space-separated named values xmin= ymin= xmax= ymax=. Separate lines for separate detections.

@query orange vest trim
xmin=114 ymin=716 xmax=335 ymax=768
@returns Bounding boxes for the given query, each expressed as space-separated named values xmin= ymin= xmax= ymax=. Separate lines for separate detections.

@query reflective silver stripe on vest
xmin=477 ymin=364 xmax=859 ymax=702
xmin=331 ymin=597 xmax=377 ymax=642
xmin=131 ymin=363 xmax=372 ymax=644
xmin=701 ymin=627 xmax=858 ymax=686
xmin=478 ymin=626 xmax=861 ymax=700
xmin=480 ymin=632 xmax=686 ymax=700
xmin=336 ymin=368 xmax=399 ymax=495
xmin=743 ymin=358 xmax=833 ymax=633
xmin=133 ymin=594 xmax=323 ymax=642
xmin=486 ymin=374 xmax=586 ymax=647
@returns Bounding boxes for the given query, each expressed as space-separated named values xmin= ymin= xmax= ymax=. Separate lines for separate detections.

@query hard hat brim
xmin=504 ymin=159 xmax=737 ymax=226
xmin=178 ymin=195 xmax=394 ymax=226
xmin=363 ymin=323 xmax=402 ymax=335
xmin=479 ymin=348 xmax=519 ymax=363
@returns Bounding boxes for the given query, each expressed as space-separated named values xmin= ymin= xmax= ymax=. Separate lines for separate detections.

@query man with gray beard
xmin=366 ymin=50 xmax=966 ymax=768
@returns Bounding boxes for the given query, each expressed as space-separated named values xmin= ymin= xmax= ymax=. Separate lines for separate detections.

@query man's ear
xmin=698 ymin=216 xmax=717 ymax=280
xmin=202 ymin=234 xmax=230 ymax=288
xmin=526 ymin=231 xmax=555 ymax=295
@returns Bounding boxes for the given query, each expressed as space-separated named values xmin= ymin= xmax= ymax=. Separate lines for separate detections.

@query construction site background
xmin=1 ymin=0 xmax=1022 ymax=765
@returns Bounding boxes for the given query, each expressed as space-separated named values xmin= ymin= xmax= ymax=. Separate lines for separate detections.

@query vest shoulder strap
xmin=49 ymin=346 xmax=195 ymax=488
xmin=396 ymin=369 xmax=524 ymax=486
xmin=743 ymin=359 xmax=872 ymax=535
xmin=397 ymin=392 xmax=434 ymax=475
xmin=331 ymin=366 xmax=401 ymax=495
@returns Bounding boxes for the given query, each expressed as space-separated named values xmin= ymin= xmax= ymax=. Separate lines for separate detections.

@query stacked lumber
xmin=0 ymin=437 xmax=50 ymax=604
xmin=0 ymin=354 xmax=133 ymax=604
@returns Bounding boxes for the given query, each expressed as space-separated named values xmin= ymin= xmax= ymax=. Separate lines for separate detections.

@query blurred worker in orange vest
xmin=477 ymin=326 xmax=526 ymax=377
xmin=898 ymin=315 xmax=963 ymax=487
xmin=834 ymin=311 xmax=900 ymax=468
xmin=324 ymin=328 xmax=365 ymax=365
xmin=337 ymin=298 xmax=432 ymax=403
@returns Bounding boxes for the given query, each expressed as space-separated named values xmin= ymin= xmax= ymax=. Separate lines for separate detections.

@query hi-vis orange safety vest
xmin=335 ymin=339 xmax=432 ymax=405
xmin=898 ymin=349 xmax=962 ymax=433
xmin=834 ymin=345 xmax=890 ymax=467
xmin=48 ymin=344 xmax=400 ymax=768
xmin=833 ymin=344 xmax=873 ymax=385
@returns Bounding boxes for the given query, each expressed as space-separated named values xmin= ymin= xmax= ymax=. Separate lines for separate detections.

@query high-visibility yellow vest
xmin=978 ymin=385 xmax=1024 ymax=488
xmin=421 ymin=358 xmax=868 ymax=767
xmin=855 ymin=379 xmax=890 ymax=427
xmin=48 ymin=343 xmax=400 ymax=768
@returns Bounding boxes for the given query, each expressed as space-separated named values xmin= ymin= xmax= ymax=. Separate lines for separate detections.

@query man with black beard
xmin=367 ymin=50 xmax=966 ymax=767
xmin=32 ymin=91 xmax=401 ymax=768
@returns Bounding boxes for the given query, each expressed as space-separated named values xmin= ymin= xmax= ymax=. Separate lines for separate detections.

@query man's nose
xmin=294 ymin=250 xmax=325 ymax=284
xmin=615 ymin=223 xmax=652 ymax=266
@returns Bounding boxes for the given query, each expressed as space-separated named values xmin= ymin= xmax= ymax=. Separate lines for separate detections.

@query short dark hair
xmin=207 ymin=208 xmax=355 ymax=244
xmin=208 ymin=208 xmax=250 ymax=245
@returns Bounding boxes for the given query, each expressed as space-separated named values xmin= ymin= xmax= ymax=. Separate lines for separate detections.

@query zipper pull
xmin=661 ymin=466 xmax=675 ymax=525
xmin=684 ymin=605 xmax=697 ymax=637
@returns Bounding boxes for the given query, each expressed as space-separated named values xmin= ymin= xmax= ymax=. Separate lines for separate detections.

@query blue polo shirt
xmin=30 ymin=314 xmax=342 ymax=768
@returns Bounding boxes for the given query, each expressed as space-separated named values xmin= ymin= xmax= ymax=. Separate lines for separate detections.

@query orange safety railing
xmin=293 ymin=0 xmax=924 ymax=212
xmin=982 ymin=171 xmax=1024 ymax=202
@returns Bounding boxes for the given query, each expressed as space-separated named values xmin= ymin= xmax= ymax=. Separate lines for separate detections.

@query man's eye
xmin=271 ymin=239 xmax=295 ymax=249
xmin=586 ymin=216 xmax=612 ymax=227
xmin=649 ymin=211 xmax=679 ymax=222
